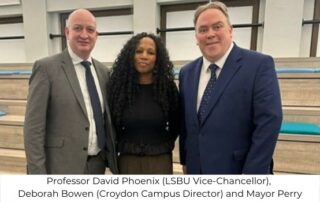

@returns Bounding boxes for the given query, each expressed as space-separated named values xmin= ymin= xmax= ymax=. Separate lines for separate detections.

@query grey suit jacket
xmin=24 ymin=49 xmax=118 ymax=174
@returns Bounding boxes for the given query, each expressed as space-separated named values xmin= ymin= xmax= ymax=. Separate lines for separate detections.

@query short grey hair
xmin=194 ymin=1 xmax=231 ymax=26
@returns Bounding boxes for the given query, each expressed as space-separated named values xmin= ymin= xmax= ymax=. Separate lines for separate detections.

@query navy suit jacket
xmin=179 ymin=44 xmax=282 ymax=174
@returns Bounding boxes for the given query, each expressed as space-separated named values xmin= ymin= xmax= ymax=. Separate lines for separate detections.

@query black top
xmin=118 ymin=83 xmax=179 ymax=155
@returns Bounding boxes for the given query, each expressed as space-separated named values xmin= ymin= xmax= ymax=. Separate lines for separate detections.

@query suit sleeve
xmin=178 ymin=69 xmax=187 ymax=165
xmin=243 ymin=56 xmax=283 ymax=174
xmin=24 ymin=61 xmax=50 ymax=174
xmin=99 ymin=63 xmax=119 ymax=174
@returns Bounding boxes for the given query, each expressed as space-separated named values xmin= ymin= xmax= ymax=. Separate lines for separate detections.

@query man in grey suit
xmin=24 ymin=9 xmax=118 ymax=174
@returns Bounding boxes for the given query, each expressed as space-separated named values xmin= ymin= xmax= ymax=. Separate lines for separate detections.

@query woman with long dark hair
xmin=108 ymin=32 xmax=179 ymax=174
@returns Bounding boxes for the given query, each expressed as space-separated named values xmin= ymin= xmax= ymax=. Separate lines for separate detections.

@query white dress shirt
xmin=68 ymin=47 xmax=104 ymax=155
xmin=197 ymin=43 xmax=234 ymax=111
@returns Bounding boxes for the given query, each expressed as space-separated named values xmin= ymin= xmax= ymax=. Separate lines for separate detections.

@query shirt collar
xmin=202 ymin=42 xmax=234 ymax=71
xmin=68 ymin=46 xmax=93 ymax=65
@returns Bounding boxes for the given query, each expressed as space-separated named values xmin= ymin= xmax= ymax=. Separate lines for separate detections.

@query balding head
xmin=66 ymin=9 xmax=96 ymax=28
xmin=65 ymin=9 xmax=98 ymax=60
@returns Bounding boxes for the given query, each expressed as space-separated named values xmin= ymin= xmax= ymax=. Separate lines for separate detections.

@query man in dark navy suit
xmin=179 ymin=1 xmax=282 ymax=174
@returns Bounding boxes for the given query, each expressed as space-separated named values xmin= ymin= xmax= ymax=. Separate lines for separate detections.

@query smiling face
xmin=195 ymin=8 xmax=233 ymax=63
xmin=134 ymin=37 xmax=157 ymax=83
xmin=65 ymin=9 xmax=98 ymax=60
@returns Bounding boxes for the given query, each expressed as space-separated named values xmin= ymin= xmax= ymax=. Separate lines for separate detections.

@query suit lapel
xmin=60 ymin=50 xmax=88 ymax=117
xmin=188 ymin=58 xmax=203 ymax=125
xmin=200 ymin=45 xmax=243 ymax=125
xmin=92 ymin=59 xmax=107 ymax=106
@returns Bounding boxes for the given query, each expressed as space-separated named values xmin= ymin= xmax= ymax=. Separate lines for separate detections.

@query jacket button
xmin=83 ymin=147 xmax=88 ymax=151
xmin=85 ymin=127 xmax=89 ymax=131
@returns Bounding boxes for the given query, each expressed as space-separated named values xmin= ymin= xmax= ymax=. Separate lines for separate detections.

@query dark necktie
xmin=81 ymin=61 xmax=105 ymax=149
xmin=198 ymin=64 xmax=219 ymax=123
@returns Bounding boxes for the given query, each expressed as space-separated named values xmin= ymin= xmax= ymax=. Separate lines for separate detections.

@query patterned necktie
xmin=81 ymin=61 xmax=106 ymax=149
xmin=198 ymin=64 xmax=219 ymax=123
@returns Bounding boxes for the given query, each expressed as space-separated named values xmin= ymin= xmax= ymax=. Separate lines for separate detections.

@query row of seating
xmin=273 ymin=59 xmax=320 ymax=173
xmin=0 ymin=58 xmax=319 ymax=174
xmin=0 ymin=70 xmax=32 ymax=75
xmin=2 ymin=68 xmax=320 ymax=77
xmin=0 ymin=63 xmax=33 ymax=173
